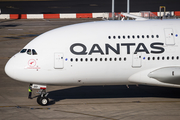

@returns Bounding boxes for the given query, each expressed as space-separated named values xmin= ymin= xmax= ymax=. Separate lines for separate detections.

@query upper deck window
xmin=20 ymin=49 xmax=27 ymax=53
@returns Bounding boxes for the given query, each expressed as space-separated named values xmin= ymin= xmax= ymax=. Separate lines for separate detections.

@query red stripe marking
xmin=174 ymin=11 xmax=180 ymax=16
xmin=10 ymin=14 xmax=27 ymax=19
xmin=43 ymin=14 xmax=60 ymax=19
xmin=76 ymin=13 xmax=92 ymax=18
xmin=151 ymin=12 xmax=158 ymax=16
xmin=40 ymin=87 xmax=46 ymax=90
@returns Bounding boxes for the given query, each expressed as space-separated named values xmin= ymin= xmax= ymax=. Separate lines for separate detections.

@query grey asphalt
xmin=1 ymin=19 xmax=180 ymax=120
xmin=0 ymin=0 xmax=180 ymax=14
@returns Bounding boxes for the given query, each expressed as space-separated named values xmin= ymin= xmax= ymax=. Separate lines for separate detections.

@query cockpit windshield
xmin=20 ymin=49 xmax=37 ymax=55
xmin=27 ymin=49 xmax=31 ymax=55
xmin=32 ymin=49 xmax=37 ymax=55
xmin=20 ymin=49 xmax=27 ymax=53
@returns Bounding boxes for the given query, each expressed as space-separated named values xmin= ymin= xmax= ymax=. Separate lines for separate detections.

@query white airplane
xmin=5 ymin=18 xmax=180 ymax=106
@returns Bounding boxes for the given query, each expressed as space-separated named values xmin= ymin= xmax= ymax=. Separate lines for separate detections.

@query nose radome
xmin=5 ymin=54 xmax=37 ymax=83
xmin=5 ymin=54 xmax=23 ymax=80
xmin=5 ymin=57 xmax=17 ymax=80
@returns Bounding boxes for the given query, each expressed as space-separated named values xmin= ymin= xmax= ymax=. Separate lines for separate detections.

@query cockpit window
xmin=27 ymin=49 xmax=31 ymax=55
xmin=20 ymin=49 xmax=37 ymax=55
xmin=20 ymin=49 xmax=27 ymax=53
xmin=32 ymin=49 xmax=37 ymax=55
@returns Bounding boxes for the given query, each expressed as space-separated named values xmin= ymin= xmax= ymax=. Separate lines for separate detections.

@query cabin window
xmin=152 ymin=35 xmax=154 ymax=38
xmin=69 ymin=57 xmax=129 ymax=63
xmin=177 ymin=56 xmax=179 ymax=60
xmin=142 ymin=35 xmax=144 ymax=38
xmin=147 ymin=35 xmax=149 ymax=38
xmin=75 ymin=58 xmax=78 ymax=62
xmin=132 ymin=35 xmax=135 ymax=39
xmin=156 ymin=35 xmax=159 ymax=38
xmin=137 ymin=35 xmax=140 ymax=39
xmin=32 ymin=49 xmax=37 ymax=55
xmin=128 ymin=35 xmax=130 ymax=39
xmin=123 ymin=36 xmax=125 ymax=39
xmin=162 ymin=57 xmax=164 ymax=60
xmin=118 ymin=36 xmax=121 ymax=39
xmin=108 ymin=36 xmax=111 ymax=39
xmin=27 ymin=49 xmax=31 ymax=55
xmin=113 ymin=36 xmax=116 ymax=39
xmin=172 ymin=56 xmax=174 ymax=60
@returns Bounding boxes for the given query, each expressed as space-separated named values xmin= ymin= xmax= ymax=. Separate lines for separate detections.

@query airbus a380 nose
xmin=5 ymin=19 xmax=180 ymax=105
xmin=5 ymin=48 xmax=40 ymax=83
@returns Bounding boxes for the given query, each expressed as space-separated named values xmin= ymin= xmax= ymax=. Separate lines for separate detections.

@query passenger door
xmin=164 ymin=28 xmax=175 ymax=45
xmin=54 ymin=53 xmax=64 ymax=69
xmin=132 ymin=53 xmax=142 ymax=68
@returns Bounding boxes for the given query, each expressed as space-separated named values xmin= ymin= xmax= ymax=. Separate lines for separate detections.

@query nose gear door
xmin=54 ymin=53 xmax=64 ymax=69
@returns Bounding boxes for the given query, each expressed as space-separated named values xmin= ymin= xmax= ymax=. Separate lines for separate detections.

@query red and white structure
xmin=0 ymin=12 xmax=180 ymax=19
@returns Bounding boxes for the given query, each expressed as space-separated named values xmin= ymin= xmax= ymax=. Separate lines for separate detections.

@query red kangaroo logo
xmin=28 ymin=59 xmax=36 ymax=67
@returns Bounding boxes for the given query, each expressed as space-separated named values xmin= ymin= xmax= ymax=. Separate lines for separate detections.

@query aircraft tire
xmin=37 ymin=96 xmax=41 ymax=105
xmin=37 ymin=96 xmax=49 ymax=106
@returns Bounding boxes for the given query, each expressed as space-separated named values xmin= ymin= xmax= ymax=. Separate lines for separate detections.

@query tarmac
xmin=1 ymin=19 xmax=180 ymax=120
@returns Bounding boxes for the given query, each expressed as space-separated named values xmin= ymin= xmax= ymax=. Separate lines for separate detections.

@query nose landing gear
xmin=37 ymin=89 xmax=49 ymax=106
xmin=31 ymin=84 xmax=49 ymax=106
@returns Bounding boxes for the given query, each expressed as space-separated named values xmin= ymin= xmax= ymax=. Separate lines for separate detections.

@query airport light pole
xmin=112 ymin=0 xmax=114 ymax=20
xmin=127 ymin=0 xmax=130 ymax=20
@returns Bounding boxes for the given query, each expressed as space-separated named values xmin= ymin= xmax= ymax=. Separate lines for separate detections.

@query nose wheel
xmin=37 ymin=89 xmax=49 ymax=106
xmin=37 ymin=96 xmax=49 ymax=106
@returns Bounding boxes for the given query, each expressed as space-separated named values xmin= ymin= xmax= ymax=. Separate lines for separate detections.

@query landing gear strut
xmin=37 ymin=89 xmax=49 ymax=106
xmin=31 ymin=84 xmax=49 ymax=106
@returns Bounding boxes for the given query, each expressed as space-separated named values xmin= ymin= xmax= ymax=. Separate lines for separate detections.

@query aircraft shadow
xmin=47 ymin=85 xmax=180 ymax=105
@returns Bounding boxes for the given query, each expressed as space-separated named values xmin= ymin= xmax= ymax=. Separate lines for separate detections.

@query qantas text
xmin=70 ymin=42 xmax=165 ymax=55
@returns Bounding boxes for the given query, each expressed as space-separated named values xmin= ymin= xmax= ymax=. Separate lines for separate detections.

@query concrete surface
xmin=1 ymin=19 xmax=180 ymax=120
